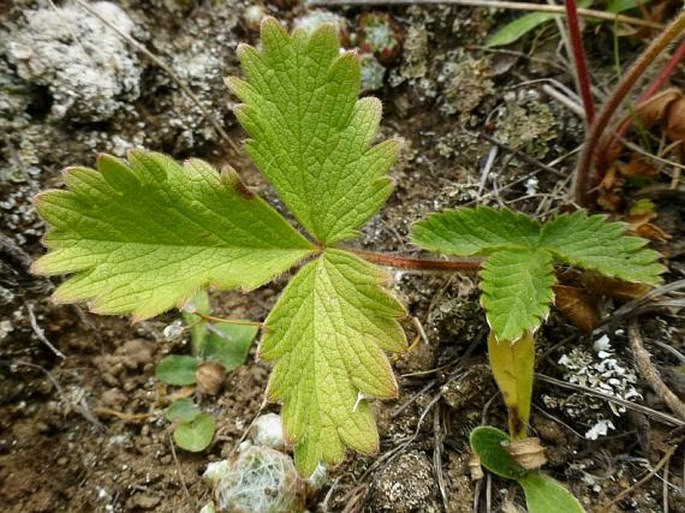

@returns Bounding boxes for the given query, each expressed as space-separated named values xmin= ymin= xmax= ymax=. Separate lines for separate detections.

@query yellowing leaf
xmin=228 ymin=18 xmax=398 ymax=244
xmin=33 ymin=150 xmax=314 ymax=319
xmin=260 ymin=249 xmax=407 ymax=474
xmin=487 ymin=331 xmax=535 ymax=439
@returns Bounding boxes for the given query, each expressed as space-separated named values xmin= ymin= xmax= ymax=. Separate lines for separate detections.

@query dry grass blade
xmin=310 ymin=0 xmax=664 ymax=29
xmin=71 ymin=0 xmax=239 ymax=154
xmin=597 ymin=279 xmax=685 ymax=332
xmin=598 ymin=444 xmax=678 ymax=513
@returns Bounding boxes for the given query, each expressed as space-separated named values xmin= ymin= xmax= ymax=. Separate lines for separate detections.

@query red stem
xmin=641 ymin=39 xmax=685 ymax=100
xmin=565 ymin=0 xmax=595 ymax=125
xmin=348 ymin=248 xmax=481 ymax=271
xmin=611 ymin=39 xmax=685 ymax=151
xmin=574 ymin=11 xmax=685 ymax=208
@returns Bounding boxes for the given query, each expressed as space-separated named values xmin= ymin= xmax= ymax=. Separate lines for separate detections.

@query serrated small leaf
xmin=173 ymin=413 xmax=216 ymax=452
xmin=204 ymin=323 xmax=258 ymax=371
xmin=260 ymin=249 xmax=407 ymax=475
xmin=33 ymin=150 xmax=314 ymax=320
xmin=470 ymin=426 xmax=528 ymax=480
xmin=165 ymin=398 xmax=201 ymax=422
xmin=156 ymin=355 xmax=199 ymax=386
xmin=411 ymin=207 xmax=541 ymax=257
xmin=540 ymin=211 xmax=665 ymax=285
xmin=519 ymin=473 xmax=585 ymax=513
xmin=480 ymin=248 xmax=555 ymax=341
xmin=228 ymin=18 xmax=398 ymax=244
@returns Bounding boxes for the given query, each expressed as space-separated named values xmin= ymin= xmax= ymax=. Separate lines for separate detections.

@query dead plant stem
xmin=574 ymin=10 xmax=685 ymax=207
xmin=310 ymin=0 xmax=664 ymax=29
xmin=628 ymin=321 xmax=685 ymax=421
xmin=599 ymin=444 xmax=677 ymax=513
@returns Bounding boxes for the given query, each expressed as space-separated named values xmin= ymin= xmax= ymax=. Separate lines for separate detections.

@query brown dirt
xmin=2 ymin=1 xmax=685 ymax=512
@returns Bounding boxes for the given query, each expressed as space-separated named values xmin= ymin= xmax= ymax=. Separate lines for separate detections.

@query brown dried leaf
xmin=616 ymin=153 xmax=659 ymax=178
xmin=665 ymin=96 xmax=685 ymax=141
xmin=635 ymin=88 xmax=681 ymax=129
xmin=553 ymin=283 xmax=599 ymax=333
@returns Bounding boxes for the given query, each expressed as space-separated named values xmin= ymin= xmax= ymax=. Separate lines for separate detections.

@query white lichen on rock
xmin=7 ymin=2 xmax=142 ymax=122
xmin=543 ymin=334 xmax=641 ymax=439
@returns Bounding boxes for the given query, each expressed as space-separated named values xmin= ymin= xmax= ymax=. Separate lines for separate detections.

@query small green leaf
xmin=470 ymin=426 xmax=527 ymax=480
xmin=33 ymin=150 xmax=314 ymax=320
xmin=487 ymin=11 xmax=556 ymax=47
xmin=165 ymin=398 xmax=200 ymax=422
xmin=260 ymin=249 xmax=407 ymax=475
xmin=173 ymin=413 xmax=216 ymax=452
xmin=606 ymin=0 xmax=651 ymax=13
xmin=540 ymin=211 xmax=665 ymax=285
xmin=480 ymin=248 xmax=555 ymax=341
xmin=156 ymin=355 xmax=199 ymax=386
xmin=519 ymin=473 xmax=585 ymax=513
xmin=411 ymin=207 xmax=541 ymax=257
xmin=487 ymin=0 xmax=593 ymax=47
xmin=204 ymin=323 xmax=259 ymax=371
xmin=471 ymin=426 xmax=586 ymax=513
xmin=228 ymin=18 xmax=398 ymax=244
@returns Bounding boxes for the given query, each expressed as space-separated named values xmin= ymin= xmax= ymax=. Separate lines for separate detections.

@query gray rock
xmin=6 ymin=2 xmax=142 ymax=122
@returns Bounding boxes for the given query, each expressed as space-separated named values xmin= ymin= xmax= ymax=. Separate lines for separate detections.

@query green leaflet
xmin=470 ymin=426 xmax=585 ymax=513
xmin=260 ymin=249 xmax=407 ymax=475
xmin=228 ymin=18 xmax=399 ymax=244
xmin=486 ymin=0 xmax=593 ymax=47
xmin=470 ymin=426 xmax=528 ymax=480
xmin=412 ymin=206 xmax=663 ymax=340
xmin=411 ymin=206 xmax=541 ymax=256
xmin=519 ymin=473 xmax=585 ymax=513
xmin=487 ymin=11 xmax=558 ymax=47
xmin=540 ymin=210 xmax=665 ymax=284
xmin=33 ymin=150 xmax=314 ymax=319
xmin=481 ymin=248 xmax=555 ymax=341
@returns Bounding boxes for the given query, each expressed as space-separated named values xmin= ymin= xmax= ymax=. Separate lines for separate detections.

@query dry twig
xmin=598 ymin=444 xmax=678 ymax=513
xmin=311 ymin=0 xmax=664 ymax=29
xmin=628 ymin=321 xmax=685 ymax=421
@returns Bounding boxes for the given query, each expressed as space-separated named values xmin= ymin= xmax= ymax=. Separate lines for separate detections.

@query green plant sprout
xmin=32 ymin=18 xmax=664 ymax=510
xmin=157 ymin=290 xmax=258 ymax=451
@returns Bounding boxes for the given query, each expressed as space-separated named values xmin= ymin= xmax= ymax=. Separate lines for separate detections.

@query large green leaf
xmin=480 ymin=248 xmax=555 ymax=341
xmin=227 ymin=18 xmax=399 ymax=244
xmin=33 ymin=150 xmax=314 ymax=319
xmin=411 ymin=207 xmax=541 ymax=256
xmin=540 ymin=211 xmax=665 ymax=285
xmin=260 ymin=249 xmax=407 ymax=474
